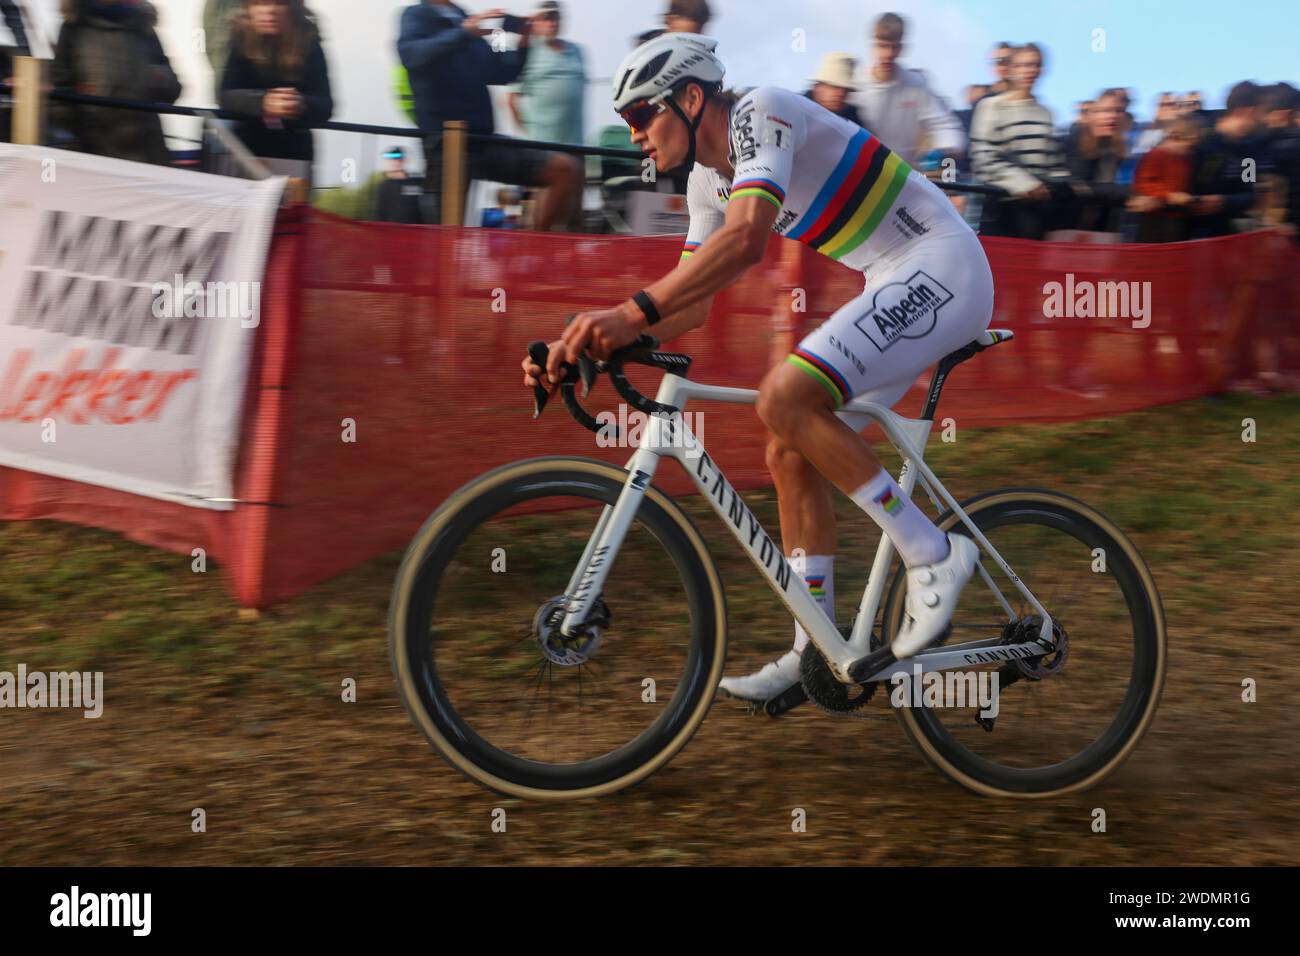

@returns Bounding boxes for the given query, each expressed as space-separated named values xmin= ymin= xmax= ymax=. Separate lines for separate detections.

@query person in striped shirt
xmin=969 ymin=43 xmax=1078 ymax=239
xmin=525 ymin=33 xmax=992 ymax=703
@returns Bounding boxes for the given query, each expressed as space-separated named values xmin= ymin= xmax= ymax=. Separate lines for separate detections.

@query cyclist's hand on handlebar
xmin=560 ymin=305 xmax=642 ymax=370
xmin=522 ymin=338 xmax=566 ymax=389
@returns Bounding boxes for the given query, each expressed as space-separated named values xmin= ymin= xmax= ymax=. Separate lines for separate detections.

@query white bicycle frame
xmin=559 ymin=374 xmax=1057 ymax=685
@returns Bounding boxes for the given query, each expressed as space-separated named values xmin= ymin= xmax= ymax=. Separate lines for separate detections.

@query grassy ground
xmin=1 ymin=394 xmax=1298 ymax=865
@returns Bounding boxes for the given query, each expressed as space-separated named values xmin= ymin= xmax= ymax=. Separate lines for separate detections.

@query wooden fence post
xmin=441 ymin=120 xmax=467 ymax=226
xmin=11 ymin=56 xmax=47 ymax=147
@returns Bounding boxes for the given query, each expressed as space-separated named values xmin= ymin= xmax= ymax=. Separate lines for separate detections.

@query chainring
xmin=799 ymin=626 xmax=884 ymax=715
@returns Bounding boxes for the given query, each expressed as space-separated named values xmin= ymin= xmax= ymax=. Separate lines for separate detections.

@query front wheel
xmin=389 ymin=457 xmax=728 ymax=800
xmin=882 ymin=488 xmax=1167 ymax=797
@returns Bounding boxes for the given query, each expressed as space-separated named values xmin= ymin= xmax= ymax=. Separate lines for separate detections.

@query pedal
xmin=762 ymin=682 xmax=808 ymax=718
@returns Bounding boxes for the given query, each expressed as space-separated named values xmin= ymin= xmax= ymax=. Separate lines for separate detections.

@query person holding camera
xmin=398 ymin=0 xmax=582 ymax=230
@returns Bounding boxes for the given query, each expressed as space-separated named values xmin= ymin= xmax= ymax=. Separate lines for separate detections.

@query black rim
xmin=896 ymin=495 xmax=1161 ymax=792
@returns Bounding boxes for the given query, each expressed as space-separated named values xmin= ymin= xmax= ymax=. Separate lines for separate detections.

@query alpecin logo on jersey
xmin=854 ymin=270 xmax=954 ymax=353
xmin=732 ymin=103 xmax=758 ymax=162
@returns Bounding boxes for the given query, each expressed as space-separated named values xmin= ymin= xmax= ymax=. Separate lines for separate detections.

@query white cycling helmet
xmin=612 ymin=33 xmax=726 ymax=171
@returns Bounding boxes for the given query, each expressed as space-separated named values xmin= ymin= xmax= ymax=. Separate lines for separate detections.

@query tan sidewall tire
xmin=389 ymin=457 xmax=728 ymax=801
xmin=885 ymin=489 xmax=1167 ymax=798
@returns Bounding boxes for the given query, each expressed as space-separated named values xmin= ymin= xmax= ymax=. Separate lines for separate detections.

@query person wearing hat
xmin=804 ymin=52 xmax=864 ymax=126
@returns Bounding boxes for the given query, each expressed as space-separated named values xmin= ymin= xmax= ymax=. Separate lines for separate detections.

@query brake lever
xmin=527 ymin=340 xmax=553 ymax=419
xmin=578 ymin=354 xmax=598 ymax=398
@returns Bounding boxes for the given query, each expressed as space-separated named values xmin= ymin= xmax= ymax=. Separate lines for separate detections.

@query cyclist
xmin=521 ymin=33 xmax=992 ymax=702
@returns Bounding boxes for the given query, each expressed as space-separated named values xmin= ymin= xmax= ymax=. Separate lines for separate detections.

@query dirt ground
xmin=2 ymin=397 xmax=1298 ymax=865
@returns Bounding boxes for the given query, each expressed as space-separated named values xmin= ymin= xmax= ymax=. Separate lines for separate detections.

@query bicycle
xmin=389 ymin=329 xmax=1166 ymax=801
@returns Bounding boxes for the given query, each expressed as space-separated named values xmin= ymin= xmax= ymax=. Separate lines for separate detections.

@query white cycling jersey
xmin=680 ymin=85 xmax=972 ymax=270
xmin=679 ymin=85 xmax=993 ymax=409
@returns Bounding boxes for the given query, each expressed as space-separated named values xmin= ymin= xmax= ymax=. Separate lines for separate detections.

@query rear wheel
xmin=389 ymin=457 xmax=727 ymax=800
xmin=881 ymin=489 xmax=1166 ymax=797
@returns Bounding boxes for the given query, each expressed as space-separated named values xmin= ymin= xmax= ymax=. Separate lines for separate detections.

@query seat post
xmin=920 ymin=353 xmax=962 ymax=422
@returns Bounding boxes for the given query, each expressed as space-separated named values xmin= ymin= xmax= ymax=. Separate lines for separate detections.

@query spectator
xmin=1133 ymin=91 xmax=1180 ymax=157
xmin=1178 ymin=90 xmax=1210 ymax=130
xmin=969 ymin=43 xmax=1074 ymax=239
xmin=398 ymin=1 xmax=582 ymax=230
xmin=983 ymin=41 xmax=1013 ymax=99
xmin=956 ymin=84 xmax=988 ymax=133
xmin=507 ymin=1 xmax=585 ymax=145
xmin=1065 ymin=89 xmax=1130 ymax=231
xmin=662 ymin=0 xmax=710 ymax=34
xmin=1260 ymin=83 xmax=1300 ymax=238
xmin=2 ymin=0 xmax=31 ymax=57
xmin=375 ymin=145 xmax=424 ymax=224
xmin=1187 ymin=80 xmax=1263 ymax=238
xmin=803 ymin=52 xmax=863 ymax=125
xmin=851 ymin=12 xmax=963 ymax=164
xmin=51 ymin=0 xmax=182 ymax=166
xmin=1129 ymin=116 xmax=1200 ymax=242
xmin=220 ymin=0 xmax=333 ymax=181
xmin=201 ymin=0 xmax=241 ymax=85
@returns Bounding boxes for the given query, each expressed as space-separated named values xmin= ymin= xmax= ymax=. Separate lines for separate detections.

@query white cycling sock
xmin=851 ymin=470 xmax=949 ymax=568
xmin=791 ymin=553 xmax=834 ymax=652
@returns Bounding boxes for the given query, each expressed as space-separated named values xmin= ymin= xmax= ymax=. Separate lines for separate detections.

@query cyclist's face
xmin=629 ymin=87 xmax=697 ymax=171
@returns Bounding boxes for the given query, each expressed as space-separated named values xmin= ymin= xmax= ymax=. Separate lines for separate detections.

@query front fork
xmin=559 ymin=446 xmax=661 ymax=636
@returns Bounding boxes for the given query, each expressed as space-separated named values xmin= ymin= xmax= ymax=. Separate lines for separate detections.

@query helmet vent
xmin=633 ymin=51 xmax=673 ymax=89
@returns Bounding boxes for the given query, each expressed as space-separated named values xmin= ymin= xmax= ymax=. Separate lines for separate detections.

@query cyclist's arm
xmin=628 ymin=196 xmax=777 ymax=334
xmin=643 ymin=296 xmax=713 ymax=341
xmin=629 ymin=88 xmax=800 ymax=333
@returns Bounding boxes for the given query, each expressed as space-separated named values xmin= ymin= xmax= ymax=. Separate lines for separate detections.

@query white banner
xmin=0 ymin=146 xmax=285 ymax=510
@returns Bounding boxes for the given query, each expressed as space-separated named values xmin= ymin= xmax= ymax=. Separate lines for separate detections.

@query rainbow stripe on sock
xmin=786 ymin=348 xmax=852 ymax=407
xmin=806 ymin=575 xmax=826 ymax=598
xmin=875 ymin=487 xmax=904 ymax=515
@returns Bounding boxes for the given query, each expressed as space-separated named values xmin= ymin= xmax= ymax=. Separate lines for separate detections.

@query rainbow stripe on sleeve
xmin=729 ymin=178 xmax=786 ymax=210
xmin=681 ymin=240 xmax=702 ymax=259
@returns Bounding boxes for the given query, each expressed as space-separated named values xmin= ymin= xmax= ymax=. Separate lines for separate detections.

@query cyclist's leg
xmin=757 ymin=233 xmax=994 ymax=657
xmin=767 ymin=434 xmax=835 ymax=651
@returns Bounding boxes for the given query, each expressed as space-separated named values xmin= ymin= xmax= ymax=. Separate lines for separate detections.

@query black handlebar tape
xmin=607 ymin=336 xmax=681 ymax=416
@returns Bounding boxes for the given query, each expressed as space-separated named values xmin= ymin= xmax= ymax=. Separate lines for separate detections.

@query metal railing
xmin=9 ymin=56 xmax=1007 ymax=227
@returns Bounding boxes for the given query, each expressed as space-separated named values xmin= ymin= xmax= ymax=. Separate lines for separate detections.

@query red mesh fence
xmin=4 ymin=206 xmax=1298 ymax=606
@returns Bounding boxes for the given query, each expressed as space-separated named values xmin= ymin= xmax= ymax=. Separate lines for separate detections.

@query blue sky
xmin=8 ymin=0 xmax=1298 ymax=183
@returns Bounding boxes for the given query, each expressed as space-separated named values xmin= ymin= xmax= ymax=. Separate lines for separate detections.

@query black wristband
xmin=632 ymin=290 xmax=662 ymax=327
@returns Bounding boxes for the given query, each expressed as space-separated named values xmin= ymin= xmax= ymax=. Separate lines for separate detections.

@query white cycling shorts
xmin=787 ymin=228 xmax=994 ymax=408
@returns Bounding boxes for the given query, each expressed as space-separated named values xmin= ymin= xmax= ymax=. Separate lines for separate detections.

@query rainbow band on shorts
xmin=786 ymin=347 xmax=852 ymax=407
xmin=730 ymin=178 xmax=786 ymax=210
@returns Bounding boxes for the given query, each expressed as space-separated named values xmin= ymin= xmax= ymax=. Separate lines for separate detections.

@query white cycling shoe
xmin=891 ymin=532 xmax=981 ymax=659
xmin=718 ymin=649 xmax=802 ymax=702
